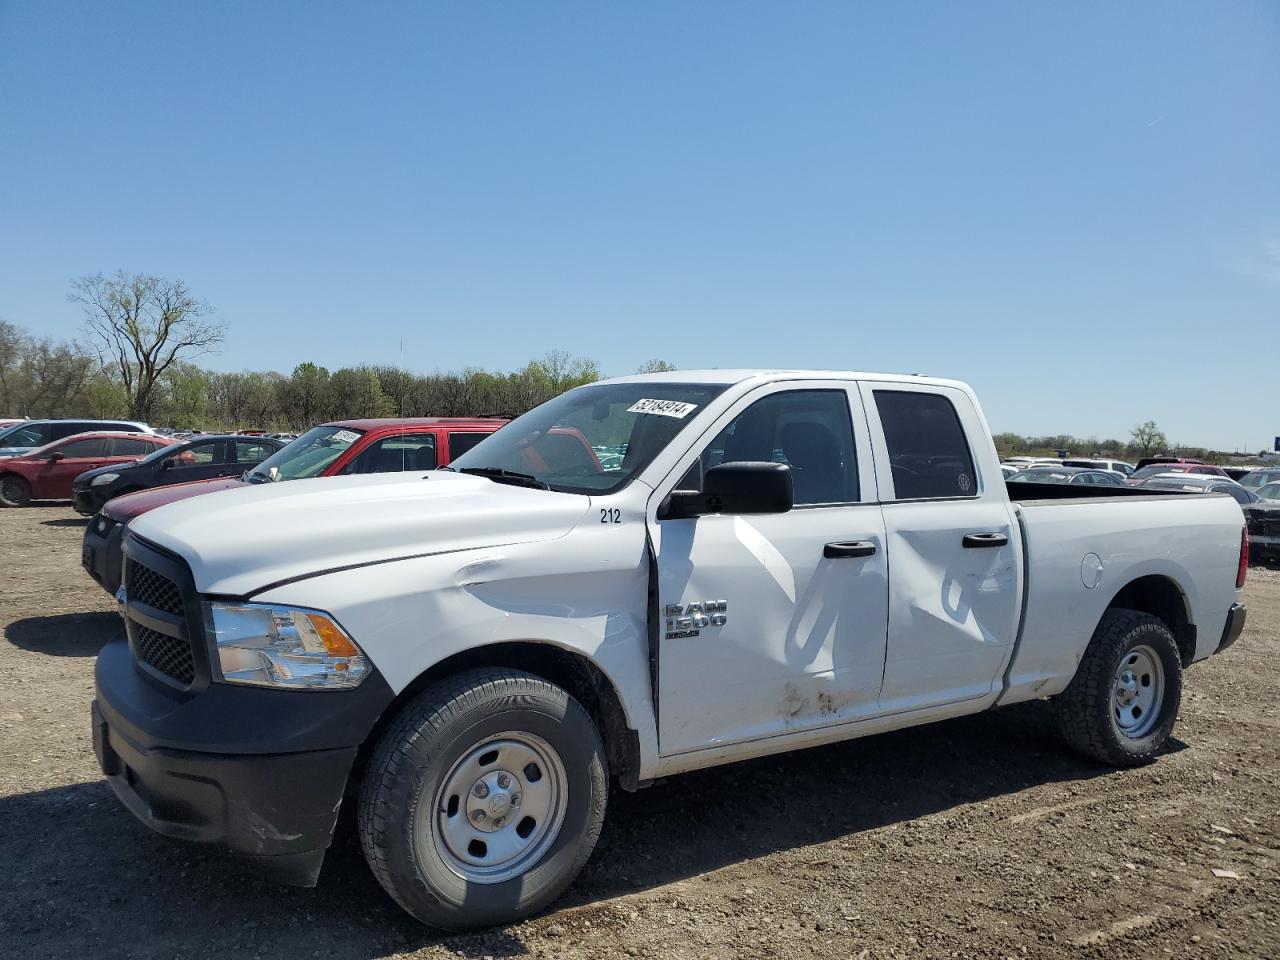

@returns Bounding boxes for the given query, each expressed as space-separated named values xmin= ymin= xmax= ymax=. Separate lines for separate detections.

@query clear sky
xmin=1 ymin=2 xmax=1276 ymax=450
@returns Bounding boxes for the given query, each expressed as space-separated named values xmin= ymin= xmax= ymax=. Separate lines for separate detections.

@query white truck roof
xmin=597 ymin=369 xmax=971 ymax=390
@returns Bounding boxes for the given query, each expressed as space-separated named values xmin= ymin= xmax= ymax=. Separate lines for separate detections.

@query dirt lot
xmin=1 ymin=503 xmax=1278 ymax=960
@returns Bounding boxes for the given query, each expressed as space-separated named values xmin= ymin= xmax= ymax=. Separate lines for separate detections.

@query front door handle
xmin=963 ymin=532 xmax=1008 ymax=548
xmin=824 ymin=540 xmax=878 ymax=559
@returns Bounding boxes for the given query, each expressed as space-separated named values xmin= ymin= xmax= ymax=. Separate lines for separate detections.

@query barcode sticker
xmin=627 ymin=399 xmax=698 ymax=419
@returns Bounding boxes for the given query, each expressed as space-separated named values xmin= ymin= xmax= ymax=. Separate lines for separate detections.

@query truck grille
xmin=134 ymin=623 xmax=196 ymax=686
xmin=129 ymin=563 xmax=184 ymax=618
xmin=124 ymin=555 xmax=197 ymax=687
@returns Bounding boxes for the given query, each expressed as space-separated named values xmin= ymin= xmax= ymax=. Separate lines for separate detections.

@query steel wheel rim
xmin=1111 ymin=643 xmax=1164 ymax=739
xmin=1 ymin=477 xmax=24 ymax=502
xmin=423 ymin=731 xmax=568 ymax=885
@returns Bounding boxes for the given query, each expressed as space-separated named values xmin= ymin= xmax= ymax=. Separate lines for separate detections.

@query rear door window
xmin=447 ymin=432 xmax=490 ymax=460
xmin=109 ymin=437 xmax=160 ymax=456
xmin=233 ymin=441 xmax=274 ymax=464
xmin=873 ymin=391 xmax=977 ymax=499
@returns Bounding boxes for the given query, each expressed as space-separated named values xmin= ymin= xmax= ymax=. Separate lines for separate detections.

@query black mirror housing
xmin=662 ymin=461 xmax=793 ymax=519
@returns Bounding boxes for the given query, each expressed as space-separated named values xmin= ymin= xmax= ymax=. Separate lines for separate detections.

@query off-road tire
xmin=1057 ymin=609 xmax=1182 ymax=766
xmin=357 ymin=668 xmax=608 ymax=930
xmin=0 ymin=475 xmax=32 ymax=508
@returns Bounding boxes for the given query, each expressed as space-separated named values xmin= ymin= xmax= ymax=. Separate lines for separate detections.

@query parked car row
xmin=999 ymin=457 xmax=1280 ymax=565
xmin=80 ymin=417 xmax=510 ymax=593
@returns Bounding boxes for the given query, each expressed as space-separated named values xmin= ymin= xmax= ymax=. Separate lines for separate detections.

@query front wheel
xmin=0 ymin=475 xmax=32 ymax=508
xmin=357 ymin=668 xmax=608 ymax=930
xmin=1057 ymin=610 xmax=1183 ymax=766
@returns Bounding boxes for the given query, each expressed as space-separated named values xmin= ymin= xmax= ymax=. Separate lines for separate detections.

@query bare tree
xmin=71 ymin=272 xmax=224 ymax=421
xmin=636 ymin=358 xmax=676 ymax=373
xmin=1129 ymin=420 xmax=1168 ymax=458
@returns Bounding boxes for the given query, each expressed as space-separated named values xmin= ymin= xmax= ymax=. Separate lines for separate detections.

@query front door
xmin=651 ymin=383 xmax=889 ymax=756
xmin=860 ymin=383 xmax=1022 ymax=711
xmin=37 ymin=437 xmax=112 ymax=498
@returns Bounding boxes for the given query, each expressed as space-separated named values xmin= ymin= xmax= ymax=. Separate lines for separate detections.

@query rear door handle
xmin=963 ymin=532 xmax=1008 ymax=548
xmin=824 ymin=540 xmax=878 ymax=559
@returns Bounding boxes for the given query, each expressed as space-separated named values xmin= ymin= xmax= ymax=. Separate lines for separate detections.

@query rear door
xmin=230 ymin=439 xmax=276 ymax=477
xmin=36 ymin=436 xmax=112 ymax=497
xmin=445 ymin=430 xmax=493 ymax=465
xmin=157 ymin=439 xmax=231 ymax=485
xmin=860 ymin=383 xmax=1022 ymax=712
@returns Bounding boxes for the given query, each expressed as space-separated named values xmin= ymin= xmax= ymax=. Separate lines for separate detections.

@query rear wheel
xmin=0 ymin=475 xmax=31 ymax=508
xmin=357 ymin=668 xmax=607 ymax=930
xmin=1057 ymin=609 xmax=1182 ymax=766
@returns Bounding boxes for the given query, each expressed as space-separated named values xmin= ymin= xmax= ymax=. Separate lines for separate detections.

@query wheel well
xmin=353 ymin=642 xmax=642 ymax=794
xmin=1106 ymin=575 xmax=1196 ymax=665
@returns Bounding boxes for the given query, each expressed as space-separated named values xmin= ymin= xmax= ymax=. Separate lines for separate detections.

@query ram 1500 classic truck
xmin=93 ymin=370 xmax=1249 ymax=930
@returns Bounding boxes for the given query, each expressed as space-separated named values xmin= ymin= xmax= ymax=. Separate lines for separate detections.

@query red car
xmin=0 ymin=432 xmax=175 ymax=507
xmin=82 ymin=417 xmax=507 ymax=593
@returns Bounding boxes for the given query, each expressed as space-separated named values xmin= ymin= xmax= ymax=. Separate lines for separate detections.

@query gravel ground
xmin=1 ymin=503 xmax=1278 ymax=959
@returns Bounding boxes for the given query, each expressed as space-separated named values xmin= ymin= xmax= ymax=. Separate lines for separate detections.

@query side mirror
xmin=661 ymin=461 xmax=793 ymax=519
xmin=160 ymin=458 xmax=175 ymax=470
xmin=47 ymin=451 xmax=65 ymax=461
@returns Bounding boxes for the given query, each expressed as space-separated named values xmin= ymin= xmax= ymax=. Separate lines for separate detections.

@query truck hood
xmin=128 ymin=470 xmax=592 ymax=596
xmin=104 ymin=476 xmax=244 ymax=521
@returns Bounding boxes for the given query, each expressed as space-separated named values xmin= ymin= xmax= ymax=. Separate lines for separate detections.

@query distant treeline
xmin=1 ymin=320 xmax=684 ymax=430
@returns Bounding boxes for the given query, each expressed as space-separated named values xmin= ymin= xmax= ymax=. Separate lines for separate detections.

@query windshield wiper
xmin=456 ymin=467 xmax=549 ymax=490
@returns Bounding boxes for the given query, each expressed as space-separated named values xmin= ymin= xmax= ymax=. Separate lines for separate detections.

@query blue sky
xmin=1 ymin=1 xmax=1276 ymax=449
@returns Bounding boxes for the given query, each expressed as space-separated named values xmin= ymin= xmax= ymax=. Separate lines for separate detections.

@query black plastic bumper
xmin=1217 ymin=603 xmax=1247 ymax=654
xmin=82 ymin=515 xmax=125 ymax=595
xmin=93 ymin=636 xmax=394 ymax=886
xmin=73 ymin=487 xmax=104 ymax=516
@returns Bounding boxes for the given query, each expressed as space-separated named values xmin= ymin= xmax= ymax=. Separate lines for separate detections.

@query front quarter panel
xmin=250 ymin=484 xmax=659 ymax=776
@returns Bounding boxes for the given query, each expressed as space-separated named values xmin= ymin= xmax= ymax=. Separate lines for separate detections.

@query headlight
xmin=208 ymin=602 xmax=368 ymax=690
xmin=90 ymin=473 xmax=120 ymax=486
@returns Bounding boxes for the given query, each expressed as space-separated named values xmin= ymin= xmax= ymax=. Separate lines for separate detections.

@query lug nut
xmin=496 ymin=773 xmax=511 ymax=789
xmin=473 ymin=782 xmax=489 ymax=799
xmin=511 ymin=793 xmax=521 ymax=807
xmin=493 ymin=816 xmax=505 ymax=828
xmin=471 ymin=810 xmax=486 ymax=823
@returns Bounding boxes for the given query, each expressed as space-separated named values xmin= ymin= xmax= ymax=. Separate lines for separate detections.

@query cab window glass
xmin=686 ymin=390 xmax=858 ymax=505
xmin=110 ymin=437 xmax=159 ymax=456
xmin=233 ymin=441 xmax=272 ymax=463
xmin=57 ymin=437 xmax=109 ymax=458
xmin=341 ymin=434 xmax=437 ymax=474
xmin=875 ymin=390 xmax=977 ymax=499
xmin=179 ymin=441 xmax=227 ymax=465
xmin=447 ymin=432 xmax=490 ymax=459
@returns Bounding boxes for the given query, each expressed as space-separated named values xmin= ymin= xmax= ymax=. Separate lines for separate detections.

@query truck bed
xmin=1005 ymin=480 xmax=1195 ymax=503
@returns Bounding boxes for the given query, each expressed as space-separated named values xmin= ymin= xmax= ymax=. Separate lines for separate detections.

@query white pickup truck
xmin=93 ymin=370 xmax=1249 ymax=929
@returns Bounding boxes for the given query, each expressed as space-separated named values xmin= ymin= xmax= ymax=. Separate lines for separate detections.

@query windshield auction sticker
xmin=627 ymin=399 xmax=698 ymax=419
xmin=332 ymin=430 xmax=360 ymax=444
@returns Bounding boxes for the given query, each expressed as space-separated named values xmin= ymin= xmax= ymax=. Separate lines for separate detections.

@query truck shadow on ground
xmin=0 ymin=700 xmax=1180 ymax=960
xmin=5 ymin=611 xmax=119 ymax=657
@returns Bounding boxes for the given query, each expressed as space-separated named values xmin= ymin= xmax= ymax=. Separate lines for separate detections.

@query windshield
xmin=1240 ymin=471 xmax=1280 ymax=489
xmin=245 ymin=425 xmax=364 ymax=482
xmin=1258 ymin=483 xmax=1280 ymax=501
xmin=0 ymin=424 xmax=45 ymax=447
xmin=449 ymin=382 xmax=727 ymax=494
xmin=1131 ymin=464 xmax=1187 ymax=481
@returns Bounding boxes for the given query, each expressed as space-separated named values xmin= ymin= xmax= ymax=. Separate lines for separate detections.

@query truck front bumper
xmin=1217 ymin=603 xmax=1247 ymax=654
xmin=81 ymin=514 xmax=125 ymax=594
xmin=93 ymin=636 xmax=394 ymax=886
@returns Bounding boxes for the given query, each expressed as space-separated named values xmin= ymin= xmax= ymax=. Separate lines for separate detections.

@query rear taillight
xmin=1237 ymin=525 xmax=1249 ymax=589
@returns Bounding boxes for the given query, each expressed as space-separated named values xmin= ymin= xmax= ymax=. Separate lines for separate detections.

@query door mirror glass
xmin=663 ymin=462 xmax=793 ymax=519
